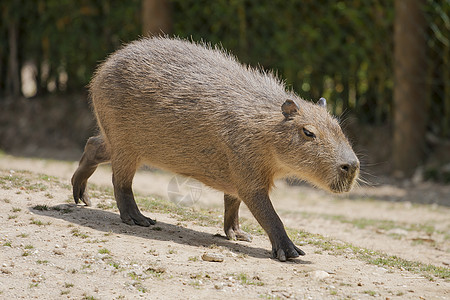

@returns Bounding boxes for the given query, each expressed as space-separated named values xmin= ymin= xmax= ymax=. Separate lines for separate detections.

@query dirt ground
xmin=0 ymin=154 xmax=449 ymax=299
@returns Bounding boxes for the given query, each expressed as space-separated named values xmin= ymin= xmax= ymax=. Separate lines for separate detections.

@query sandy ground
xmin=0 ymin=154 xmax=449 ymax=299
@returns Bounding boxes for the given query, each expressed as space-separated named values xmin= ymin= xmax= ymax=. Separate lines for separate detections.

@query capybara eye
xmin=302 ymin=128 xmax=316 ymax=138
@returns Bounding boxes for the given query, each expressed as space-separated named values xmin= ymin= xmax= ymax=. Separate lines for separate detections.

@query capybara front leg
xmin=111 ymin=158 xmax=155 ymax=227
xmin=240 ymin=189 xmax=305 ymax=261
xmin=224 ymin=194 xmax=252 ymax=242
xmin=71 ymin=135 xmax=110 ymax=206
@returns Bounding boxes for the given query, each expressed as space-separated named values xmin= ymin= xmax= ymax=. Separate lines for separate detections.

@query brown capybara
xmin=72 ymin=37 xmax=359 ymax=261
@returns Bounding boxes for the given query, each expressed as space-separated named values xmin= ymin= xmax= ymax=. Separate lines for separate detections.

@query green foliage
xmin=172 ymin=0 xmax=395 ymax=123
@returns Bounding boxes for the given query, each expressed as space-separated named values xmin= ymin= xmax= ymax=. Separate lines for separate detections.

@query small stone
xmin=227 ymin=251 xmax=237 ymax=257
xmin=309 ymin=270 xmax=330 ymax=280
xmin=201 ymin=253 xmax=224 ymax=262
xmin=53 ymin=249 xmax=64 ymax=255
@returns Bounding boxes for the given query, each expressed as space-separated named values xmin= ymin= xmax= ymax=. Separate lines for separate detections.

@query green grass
xmin=258 ymin=295 xmax=281 ymax=300
xmin=290 ymin=228 xmax=450 ymax=280
xmin=0 ymin=173 xmax=48 ymax=191
xmin=108 ymin=261 xmax=121 ymax=270
xmin=0 ymin=170 xmax=69 ymax=193
xmin=33 ymin=204 xmax=49 ymax=211
xmin=145 ymin=266 xmax=165 ymax=277
xmin=71 ymin=228 xmax=89 ymax=239
xmin=30 ymin=218 xmax=51 ymax=226
xmin=291 ymin=211 xmax=441 ymax=236
xmin=51 ymin=206 xmax=73 ymax=214
xmin=235 ymin=273 xmax=264 ymax=286
xmin=98 ymin=248 xmax=110 ymax=255
xmin=363 ymin=290 xmax=377 ymax=296
xmin=86 ymin=239 xmax=108 ymax=244
xmin=128 ymin=271 xmax=143 ymax=281
xmin=82 ymin=294 xmax=99 ymax=300
xmin=39 ymin=174 xmax=58 ymax=182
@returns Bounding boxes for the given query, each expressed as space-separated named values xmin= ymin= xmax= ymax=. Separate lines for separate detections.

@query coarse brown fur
xmin=72 ymin=37 xmax=359 ymax=261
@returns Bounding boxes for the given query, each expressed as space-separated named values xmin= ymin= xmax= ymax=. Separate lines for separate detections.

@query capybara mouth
xmin=329 ymin=175 xmax=358 ymax=193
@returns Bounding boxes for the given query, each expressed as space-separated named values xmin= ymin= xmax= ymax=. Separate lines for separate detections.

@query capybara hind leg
xmin=112 ymin=158 xmax=155 ymax=226
xmin=72 ymin=135 xmax=110 ymax=206
xmin=224 ymin=194 xmax=252 ymax=242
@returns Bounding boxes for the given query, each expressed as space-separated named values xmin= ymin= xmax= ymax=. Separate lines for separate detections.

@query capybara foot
xmin=72 ymin=178 xmax=91 ymax=206
xmin=120 ymin=210 xmax=156 ymax=227
xmin=225 ymin=227 xmax=252 ymax=242
xmin=271 ymin=239 xmax=305 ymax=262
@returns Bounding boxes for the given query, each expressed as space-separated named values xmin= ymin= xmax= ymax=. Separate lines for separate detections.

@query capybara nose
xmin=339 ymin=159 xmax=359 ymax=175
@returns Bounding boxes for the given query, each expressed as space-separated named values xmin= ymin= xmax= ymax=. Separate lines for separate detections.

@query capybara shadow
xmin=30 ymin=203 xmax=311 ymax=264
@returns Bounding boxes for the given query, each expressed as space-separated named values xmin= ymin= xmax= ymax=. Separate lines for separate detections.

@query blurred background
xmin=0 ymin=0 xmax=449 ymax=183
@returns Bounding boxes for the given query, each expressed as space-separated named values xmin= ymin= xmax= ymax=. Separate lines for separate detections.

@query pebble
xmin=201 ymin=253 xmax=224 ymax=262
xmin=309 ymin=270 xmax=330 ymax=280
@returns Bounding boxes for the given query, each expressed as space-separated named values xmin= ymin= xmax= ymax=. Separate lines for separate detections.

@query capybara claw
xmin=225 ymin=228 xmax=252 ymax=242
xmin=294 ymin=244 xmax=306 ymax=256
xmin=272 ymin=241 xmax=304 ymax=262
xmin=80 ymin=195 xmax=91 ymax=206
xmin=121 ymin=212 xmax=156 ymax=227
xmin=73 ymin=186 xmax=91 ymax=206
xmin=72 ymin=177 xmax=90 ymax=206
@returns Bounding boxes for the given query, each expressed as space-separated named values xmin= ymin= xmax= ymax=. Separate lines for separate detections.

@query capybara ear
xmin=281 ymin=99 xmax=300 ymax=119
xmin=317 ymin=97 xmax=327 ymax=108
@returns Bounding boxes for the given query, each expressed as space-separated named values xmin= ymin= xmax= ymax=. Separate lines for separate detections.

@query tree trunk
xmin=6 ymin=20 xmax=21 ymax=98
xmin=393 ymin=0 xmax=427 ymax=177
xmin=141 ymin=0 xmax=172 ymax=37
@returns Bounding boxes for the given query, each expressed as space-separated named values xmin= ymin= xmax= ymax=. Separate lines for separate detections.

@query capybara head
xmin=274 ymin=98 xmax=359 ymax=193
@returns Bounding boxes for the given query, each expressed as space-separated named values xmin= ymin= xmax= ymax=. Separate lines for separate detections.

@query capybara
xmin=72 ymin=37 xmax=359 ymax=261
